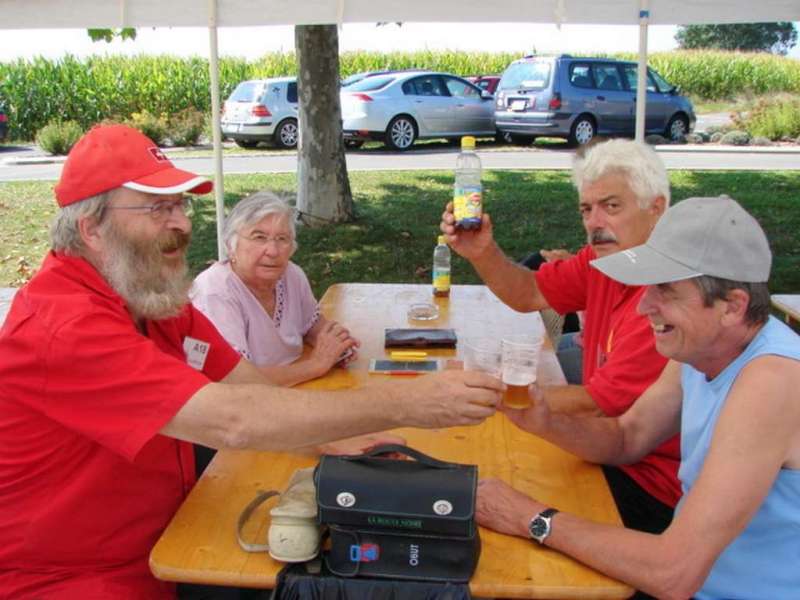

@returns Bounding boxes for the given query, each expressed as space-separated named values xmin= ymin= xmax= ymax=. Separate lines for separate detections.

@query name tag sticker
xmin=183 ymin=336 xmax=210 ymax=370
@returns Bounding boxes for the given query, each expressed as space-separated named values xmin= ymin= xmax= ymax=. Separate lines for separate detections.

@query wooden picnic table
xmin=150 ymin=283 xmax=632 ymax=599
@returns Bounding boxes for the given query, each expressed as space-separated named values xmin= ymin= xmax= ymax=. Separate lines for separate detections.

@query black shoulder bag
xmin=315 ymin=444 xmax=480 ymax=583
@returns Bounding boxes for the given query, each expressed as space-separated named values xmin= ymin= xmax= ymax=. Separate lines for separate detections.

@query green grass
xmin=1 ymin=170 xmax=799 ymax=295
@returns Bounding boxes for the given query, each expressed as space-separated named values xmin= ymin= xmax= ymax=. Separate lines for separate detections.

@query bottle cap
xmin=461 ymin=136 xmax=476 ymax=149
xmin=437 ymin=235 xmax=446 ymax=245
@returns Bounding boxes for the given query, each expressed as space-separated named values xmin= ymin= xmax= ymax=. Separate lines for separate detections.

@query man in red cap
xmin=0 ymin=125 xmax=503 ymax=599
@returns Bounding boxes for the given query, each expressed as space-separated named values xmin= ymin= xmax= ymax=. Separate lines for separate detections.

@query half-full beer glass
xmin=501 ymin=333 xmax=544 ymax=408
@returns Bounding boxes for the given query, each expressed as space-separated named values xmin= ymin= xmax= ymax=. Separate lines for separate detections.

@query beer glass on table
xmin=501 ymin=333 xmax=544 ymax=409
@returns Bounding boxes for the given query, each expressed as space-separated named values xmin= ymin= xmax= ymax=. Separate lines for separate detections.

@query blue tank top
xmin=676 ymin=316 xmax=800 ymax=599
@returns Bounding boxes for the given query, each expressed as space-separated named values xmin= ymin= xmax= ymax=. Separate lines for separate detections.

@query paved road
xmin=1 ymin=145 xmax=798 ymax=183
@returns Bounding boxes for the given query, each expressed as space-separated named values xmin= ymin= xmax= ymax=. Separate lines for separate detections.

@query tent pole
xmin=208 ymin=0 xmax=226 ymax=260
xmin=635 ymin=0 xmax=649 ymax=142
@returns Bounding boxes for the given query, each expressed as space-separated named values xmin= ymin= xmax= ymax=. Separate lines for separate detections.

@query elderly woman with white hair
xmin=191 ymin=192 xmax=359 ymax=387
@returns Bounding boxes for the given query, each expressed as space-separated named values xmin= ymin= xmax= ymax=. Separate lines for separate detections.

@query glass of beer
xmin=463 ymin=338 xmax=502 ymax=377
xmin=501 ymin=333 xmax=544 ymax=409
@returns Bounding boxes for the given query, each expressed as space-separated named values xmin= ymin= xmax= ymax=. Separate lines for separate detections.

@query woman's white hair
xmin=572 ymin=139 xmax=671 ymax=208
xmin=223 ymin=191 xmax=297 ymax=255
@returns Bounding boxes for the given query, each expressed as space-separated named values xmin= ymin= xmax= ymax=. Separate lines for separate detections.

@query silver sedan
xmin=341 ymin=71 xmax=496 ymax=151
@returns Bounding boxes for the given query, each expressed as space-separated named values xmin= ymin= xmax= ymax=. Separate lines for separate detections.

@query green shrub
xmin=710 ymin=132 xmax=724 ymax=143
xmin=685 ymin=133 xmax=704 ymax=144
xmin=169 ymin=107 xmax=206 ymax=146
xmin=127 ymin=110 xmax=169 ymax=145
xmin=35 ymin=120 xmax=83 ymax=155
xmin=751 ymin=136 xmax=772 ymax=146
xmin=733 ymin=96 xmax=800 ymax=141
xmin=720 ymin=130 xmax=751 ymax=145
xmin=704 ymin=124 xmax=733 ymax=135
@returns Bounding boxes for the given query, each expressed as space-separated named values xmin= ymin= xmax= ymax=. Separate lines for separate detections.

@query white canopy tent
xmin=3 ymin=0 xmax=798 ymax=28
xmin=4 ymin=0 xmax=799 ymax=257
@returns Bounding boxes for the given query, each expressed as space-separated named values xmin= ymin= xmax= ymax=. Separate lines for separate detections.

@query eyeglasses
xmin=240 ymin=232 xmax=293 ymax=248
xmin=106 ymin=197 xmax=194 ymax=221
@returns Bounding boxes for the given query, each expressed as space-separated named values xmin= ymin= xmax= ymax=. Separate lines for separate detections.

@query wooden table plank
xmin=150 ymin=284 xmax=632 ymax=598
xmin=771 ymin=294 xmax=800 ymax=324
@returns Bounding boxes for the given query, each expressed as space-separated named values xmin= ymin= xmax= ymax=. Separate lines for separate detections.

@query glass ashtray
xmin=407 ymin=302 xmax=439 ymax=321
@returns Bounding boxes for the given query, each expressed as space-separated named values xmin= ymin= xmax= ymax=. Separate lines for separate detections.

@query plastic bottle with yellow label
xmin=453 ymin=136 xmax=482 ymax=230
xmin=432 ymin=235 xmax=451 ymax=298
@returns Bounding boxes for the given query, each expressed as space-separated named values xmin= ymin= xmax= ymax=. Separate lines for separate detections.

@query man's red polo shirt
xmin=0 ymin=252 xmax=240 ymax=599
xmin=535 ymin=245 xmax=681 ymax=508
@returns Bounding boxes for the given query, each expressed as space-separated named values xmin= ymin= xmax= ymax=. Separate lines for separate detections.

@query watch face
xmin=530 ymin=516 xmax=547 ymax=539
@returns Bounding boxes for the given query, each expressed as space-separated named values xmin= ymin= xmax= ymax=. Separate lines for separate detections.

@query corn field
xmin=1 ymin=49 xmax=799 ymax=141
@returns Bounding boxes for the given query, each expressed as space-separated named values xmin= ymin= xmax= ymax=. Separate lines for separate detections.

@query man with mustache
xmin=0 ymin=125 xmax=502 ymax=599
xmin=476 ymin=197 xmax=800 ymax=599
xmin=441 ymin=139 xmax=677 ymax=537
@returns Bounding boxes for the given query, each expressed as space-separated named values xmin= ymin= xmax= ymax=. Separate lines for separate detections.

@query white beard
xmin=98 ymin=221 xmax=192 ymax=321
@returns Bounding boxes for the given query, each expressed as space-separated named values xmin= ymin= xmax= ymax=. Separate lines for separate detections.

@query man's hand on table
xmin=391 ymin=370 xmax=503 ymax=429
xmin=476 ymin=478 xmax=546 ymax=538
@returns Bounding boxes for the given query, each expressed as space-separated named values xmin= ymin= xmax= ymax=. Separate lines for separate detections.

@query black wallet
xmin=384 ymin=328 xmax=457 ymax=348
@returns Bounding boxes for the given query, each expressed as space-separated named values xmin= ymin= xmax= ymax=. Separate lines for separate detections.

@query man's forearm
xmin=542 ymin=384 xmax=604 ymax=416
xmin=165 ymin=382 xmax=406 ymax=452
xmin=470 ymin=242 xmax=546 ymax=312
xmin=545 ymin=512 xmax=697 ymax=598
xmin=536 ymin=410 xmax=632 ymax=466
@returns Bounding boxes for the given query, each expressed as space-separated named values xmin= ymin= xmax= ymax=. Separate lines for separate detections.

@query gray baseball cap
xmin=591 ymin=196 xmax=771 ymax=285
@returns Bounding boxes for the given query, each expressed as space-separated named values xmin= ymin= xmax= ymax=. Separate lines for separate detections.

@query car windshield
xmin=345 ymin=75 xmax=396 ymax=92
xmin=229 ymin=82 xmax=262 ymax=102
xmin=649 ymin=69 xmax=674 ymax=93
xmin=342 ymin=73 xmax=368 ymax=87
xmin=499 ymin=61 xmax=551 ymax=91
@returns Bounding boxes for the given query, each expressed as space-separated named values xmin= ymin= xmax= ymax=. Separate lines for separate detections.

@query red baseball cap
xmin=54 ymin=124 xmax=213 ymax=207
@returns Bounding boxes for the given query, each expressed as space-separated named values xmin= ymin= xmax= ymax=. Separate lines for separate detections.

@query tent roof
xmin=3 ymin=0 xmax=799 ymax=29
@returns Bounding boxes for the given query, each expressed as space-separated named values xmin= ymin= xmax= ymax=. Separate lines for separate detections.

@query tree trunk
xmin=295 ymin=24 xmax=353 ymax=225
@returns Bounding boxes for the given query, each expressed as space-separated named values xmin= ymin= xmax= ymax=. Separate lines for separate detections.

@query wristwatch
xmin=528 ymin=507 xmax=559 ymax=544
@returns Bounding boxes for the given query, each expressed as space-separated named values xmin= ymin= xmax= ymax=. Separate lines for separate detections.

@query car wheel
xmin=665 ymin=114 xmax=689 ymax=141
xmin=344 ymin=139 xmax=364 ymax=149
xmin=568 ymin=115 xmax=596 ymax=146
xmin=495 ymin=130 xmax=512 ymax=144
xmin=234 ymin=139 xmax=260 ymax=149
xmin=274 ymin=119 xmax=299 ymax=149
xmin=385 ymin=115 xmax=417 ymax=151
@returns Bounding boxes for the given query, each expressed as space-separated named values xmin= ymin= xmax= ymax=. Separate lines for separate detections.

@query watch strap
xmin=539 ymin=507 xmax=558 ymax=520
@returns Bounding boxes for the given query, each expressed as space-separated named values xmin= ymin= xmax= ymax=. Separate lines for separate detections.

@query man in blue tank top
xmin=475 ymin=196 xmax=800 ymax=599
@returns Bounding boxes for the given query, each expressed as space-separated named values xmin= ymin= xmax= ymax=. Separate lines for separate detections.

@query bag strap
xmin=342 ymin=444 xmax=457 ymax=470
xmin=236 ymin=489 xmax=280 ymax=553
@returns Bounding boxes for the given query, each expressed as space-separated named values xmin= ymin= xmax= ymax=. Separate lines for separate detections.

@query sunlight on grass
xmin=1 ymin=170 xmax=798 ymax=295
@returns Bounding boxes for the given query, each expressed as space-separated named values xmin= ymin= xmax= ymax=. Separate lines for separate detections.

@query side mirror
xmin=481 ymin=90 xmax=494 ymax=100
